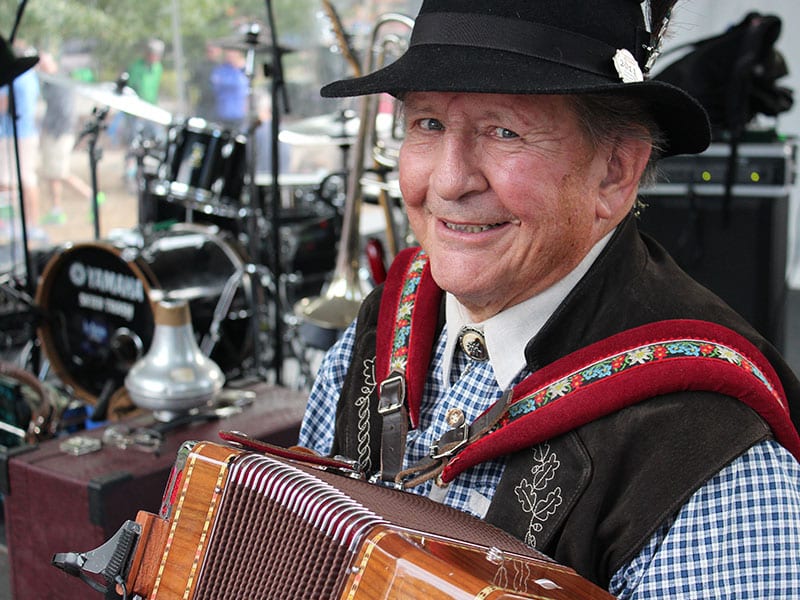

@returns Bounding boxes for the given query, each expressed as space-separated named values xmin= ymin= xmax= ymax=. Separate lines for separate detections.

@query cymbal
xmin=211 ymin=36 xmax=294 ymax=55
xmin=279 ymin=110 xmax=359 ymax=146
xmin=75 ymin=82 xmax=173 ymax=125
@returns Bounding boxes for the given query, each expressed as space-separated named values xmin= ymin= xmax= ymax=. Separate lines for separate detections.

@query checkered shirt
xmin=299 ymin=321 xmax=800 ymax=598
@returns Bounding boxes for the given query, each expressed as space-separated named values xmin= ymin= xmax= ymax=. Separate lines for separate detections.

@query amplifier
xmin=1 ymin=382 xmax=308 ymax=600
xmin=638 ymin=140 xmax=796 ymax=350
xmin=651 ymin=139 xmax=796 ymax=191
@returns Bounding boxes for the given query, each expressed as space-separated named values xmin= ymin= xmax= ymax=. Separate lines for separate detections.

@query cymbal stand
xmin=235 ymin=25 xmax=269 ymax=380
xmin=5 ymin=84 xmax=34 ymax=297
xmin=259 ymin=5 xmax=291 ymax=384
xmin=76 ymin=105 xmax=110 ymax=240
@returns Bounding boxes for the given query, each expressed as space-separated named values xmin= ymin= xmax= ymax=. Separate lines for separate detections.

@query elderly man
xmin=299 ymin=1 xmax=800 ymax=597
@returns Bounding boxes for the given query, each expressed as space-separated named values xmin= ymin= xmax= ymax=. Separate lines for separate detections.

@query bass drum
xmin=35 ymin=224 xmax=256 ymax=404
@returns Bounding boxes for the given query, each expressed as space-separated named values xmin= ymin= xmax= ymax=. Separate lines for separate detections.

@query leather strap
xmin=396 ymin=389 xmax=513 ymax=488
xmin=377 ymin=372 xmax=408 ymax=484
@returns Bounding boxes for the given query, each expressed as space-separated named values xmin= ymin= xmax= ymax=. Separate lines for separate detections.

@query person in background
xmin=191 ymin=42 xmax=221 ymax=121
xmin=299 ymin=0 xmax=800 ymax=597
xmin=0 ymin=39 xmax=41 ymax=232
xmin=37 ymin=51 xmax=93 ymax=225
xmin=210 ymin=48 xmax=249 ymax=132
xmin=127 ymin=38 xmax=165 ymax=106
xmin=122 ymin=38 xmax=166 ymax=188
xmin=254 ymin=91 xmax=291 ymax=176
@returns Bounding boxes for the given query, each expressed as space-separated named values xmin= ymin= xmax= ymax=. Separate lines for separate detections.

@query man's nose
xmin=430 ymin=134 xmax=487 ymax=201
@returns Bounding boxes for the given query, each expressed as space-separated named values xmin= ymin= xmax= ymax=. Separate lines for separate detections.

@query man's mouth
xmin=443 ymin=221 xmax=505 ymax=233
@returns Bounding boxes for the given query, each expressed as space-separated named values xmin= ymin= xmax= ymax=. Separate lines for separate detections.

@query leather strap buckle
xmin=429 ymin=422 xmax=470 ymax=460
xmin=378 ymin=372 xmax=406 ymax=415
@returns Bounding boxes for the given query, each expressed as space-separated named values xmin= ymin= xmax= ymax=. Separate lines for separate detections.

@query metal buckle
xmin=378 ymin=372 xmax=406 ymax=415
xmin=429 ymin=421 xmax=469 ymax=460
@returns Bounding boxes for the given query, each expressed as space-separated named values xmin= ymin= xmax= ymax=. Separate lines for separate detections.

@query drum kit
xmin=0 ymin=13 xmax=415 ymax=442
xmin=14 ymin=16 xmax=417 ymax=422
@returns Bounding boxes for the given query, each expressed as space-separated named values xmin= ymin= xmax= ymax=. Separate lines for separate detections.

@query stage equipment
xmin=294 ymin=12 xmax=413 ymax=348
xmin=1 ymin=26 xmax=40 ymax=297
xmin=0 ymin=34 xmax=37 ymax=87
xmin=75 ymin=80 xmax=173 ymax=126
xmin=34 ymin=224 xmax=257 ymax=406
xmin=0 ymin=360 xmax=59 ymax=445
xmin=152 ymin=117 xmax=247 ymax=218
xmin=278 ymin=109 xmax=359 ymax=146
xmin=3 ymin=383 xmax=307 ymax=600
xmin=53 ymin=439 xmax=614 ymax=599
xmin=124 ymin=299 xmax=224 ymax=422
xmin=639 ymin=139 xmax=795 ymax=350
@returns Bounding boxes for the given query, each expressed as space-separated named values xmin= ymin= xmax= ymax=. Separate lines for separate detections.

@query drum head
xmin=35 ymin=243 xmax=157 ymax=404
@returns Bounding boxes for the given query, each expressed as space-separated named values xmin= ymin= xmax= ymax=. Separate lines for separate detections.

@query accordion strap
xmin=375 ymin=253 xmax=800 ymax=488
xmin=402 ymin=319 xmax=800 ymax=487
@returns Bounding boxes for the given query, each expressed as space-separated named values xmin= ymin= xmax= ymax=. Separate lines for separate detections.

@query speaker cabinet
xmin=638 ymin=186 xmax=789 ymax=350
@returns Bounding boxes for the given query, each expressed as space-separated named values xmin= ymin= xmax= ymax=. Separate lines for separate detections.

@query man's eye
xmin=420 ymin=118 xmax=444 ymax=131
xmin=495 ymin=127 xmax=519 ymax=139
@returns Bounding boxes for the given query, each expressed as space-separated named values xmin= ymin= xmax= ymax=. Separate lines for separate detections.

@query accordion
xmin=72 ymin=439 xmax=613 ymax=599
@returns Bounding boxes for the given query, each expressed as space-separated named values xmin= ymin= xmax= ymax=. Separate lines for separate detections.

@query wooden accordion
xmin=121 ymin=440 xmax=612 ymax=599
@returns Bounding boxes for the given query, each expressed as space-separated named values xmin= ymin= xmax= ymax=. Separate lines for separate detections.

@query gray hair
xmin=568 ymin=93 xmax=665 ymax=190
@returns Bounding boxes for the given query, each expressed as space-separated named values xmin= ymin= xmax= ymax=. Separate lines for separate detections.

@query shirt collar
xmin=443 ymin=230 xmax=614 ymax=390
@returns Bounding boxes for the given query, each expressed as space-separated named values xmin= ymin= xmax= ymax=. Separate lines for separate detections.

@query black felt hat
xmin=0 ymin=35 xmax=38 ymax=88
xmin=322 ymin=0 xmax=710 ymax=157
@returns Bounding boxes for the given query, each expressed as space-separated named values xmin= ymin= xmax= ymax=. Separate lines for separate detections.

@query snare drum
xmin=35 ymin=224 xmax=255 ymax=404
xmin=157 ymin=118 xmax=247 ymax=217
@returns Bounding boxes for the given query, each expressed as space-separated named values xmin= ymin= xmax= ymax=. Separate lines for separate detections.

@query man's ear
xmin=596 ymin=138 xmax=651 ymax=220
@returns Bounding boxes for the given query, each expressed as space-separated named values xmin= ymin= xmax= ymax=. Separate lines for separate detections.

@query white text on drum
xmin=78 ymin=292 xmax=136 ymax=322
xmin=71 ymin=263 xmax=146 ymax=302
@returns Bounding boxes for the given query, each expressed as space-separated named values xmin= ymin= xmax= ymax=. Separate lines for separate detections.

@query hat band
xmin=410 ymin=12 xmax=621 ymax=79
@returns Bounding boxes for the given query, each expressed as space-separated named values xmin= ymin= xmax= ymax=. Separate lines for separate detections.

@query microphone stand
xmin=76 ymin=106 xmax=109 ymax=240
xmin=263 ymin=0 xmax=290 ymax=385
xmin=6 ymin=86 xmax=34 ymax=296
xmin=6 ymin=0 xmax=33 ymax=297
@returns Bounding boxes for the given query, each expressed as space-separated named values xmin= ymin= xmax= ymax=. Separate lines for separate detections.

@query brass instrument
xmin=294 ymin=11 xmax=413 ymax=338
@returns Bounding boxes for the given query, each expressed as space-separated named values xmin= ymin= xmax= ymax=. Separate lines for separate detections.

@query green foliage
xmin=1 ymin=0 xmax=317 ymax=76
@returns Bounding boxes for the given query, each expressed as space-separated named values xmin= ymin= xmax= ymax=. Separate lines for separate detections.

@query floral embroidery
xmin=389 ymin=249 xmax=427 ymax=374
xmin=507 ymin=339 xmax=779 ymax=422
xmin=514 ymin=443 xmax=563 ymax=548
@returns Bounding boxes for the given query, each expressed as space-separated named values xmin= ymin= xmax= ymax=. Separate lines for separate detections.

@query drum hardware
xmin=256 ymin=7 xmax=295 ymax=386
xmin=2 ymin=32 xmax=39 ymax=299
xmin=293 ymin=13 xmax=414 ymax=346
xmin=154 ymin=118 xmax=249 ymax=220
xmin=125 ymin=299 xmax=224 ymax=423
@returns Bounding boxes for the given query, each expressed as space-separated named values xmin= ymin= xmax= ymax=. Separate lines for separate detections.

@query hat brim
xmin=0 ymin=55 xmax=39 ymax=88
xmin=322 ymin=45 xmax=710 ymax=157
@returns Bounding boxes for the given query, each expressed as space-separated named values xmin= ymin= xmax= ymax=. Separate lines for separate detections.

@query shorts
xmin=40 ymin=133 xmax=75 ymax=179
xmin=0 ymin=135 xmax=39 ymax=187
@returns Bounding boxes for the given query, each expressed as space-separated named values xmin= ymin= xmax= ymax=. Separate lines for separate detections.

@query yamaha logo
xmin=66 ymin=260 xmax=145 ymax=302
xmin=68 ymin=261 xmax=87 ymax=287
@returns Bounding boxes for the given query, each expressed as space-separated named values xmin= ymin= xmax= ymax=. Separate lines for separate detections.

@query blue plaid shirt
xmin=299 ymin=322 xmax=800 ymax=598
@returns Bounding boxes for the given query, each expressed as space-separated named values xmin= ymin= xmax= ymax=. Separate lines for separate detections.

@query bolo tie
xmin=457 ymin=326 xmax=489 ymax=362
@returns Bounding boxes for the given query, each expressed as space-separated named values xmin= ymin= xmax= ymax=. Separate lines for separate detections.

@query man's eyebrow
xmin=402 ymin=96 xmax=434 ymax=113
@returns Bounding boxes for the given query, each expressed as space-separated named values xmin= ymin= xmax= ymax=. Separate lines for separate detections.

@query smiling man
xmin=298 ymin=1 xmax=800 ymax=598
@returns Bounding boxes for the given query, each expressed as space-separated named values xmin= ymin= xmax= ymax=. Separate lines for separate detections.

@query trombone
xmin=293 ymin=12 xmax=414 ymax=344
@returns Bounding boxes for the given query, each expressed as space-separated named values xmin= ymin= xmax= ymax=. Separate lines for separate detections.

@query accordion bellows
xmin=125 ymin=441 xmax=612 ymax=599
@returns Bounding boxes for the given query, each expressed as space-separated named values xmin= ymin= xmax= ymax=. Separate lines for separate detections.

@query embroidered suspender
xmin=374 ymin=248 xmax=442 ymax=482
xmin=375 ymin=250 xmax=800 ymax=487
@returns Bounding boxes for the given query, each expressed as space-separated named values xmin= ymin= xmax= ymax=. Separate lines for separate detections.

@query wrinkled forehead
xmin=402 ymin=91 xmax=574 ymax=113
